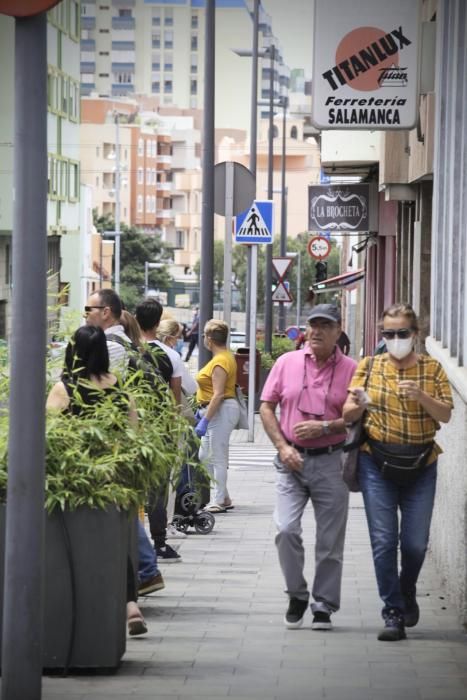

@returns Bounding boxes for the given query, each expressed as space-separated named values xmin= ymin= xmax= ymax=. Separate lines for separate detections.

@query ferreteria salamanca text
xmin=325 ymin=95 xmax=407 ymax=126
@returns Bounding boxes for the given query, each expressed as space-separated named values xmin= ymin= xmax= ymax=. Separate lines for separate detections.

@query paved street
xmin=42 ymin=418 xmax=467 ymax=700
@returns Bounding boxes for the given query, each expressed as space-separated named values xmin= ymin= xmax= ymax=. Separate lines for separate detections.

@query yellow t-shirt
xmin=196 ymin=350 xmax=237 ymax=404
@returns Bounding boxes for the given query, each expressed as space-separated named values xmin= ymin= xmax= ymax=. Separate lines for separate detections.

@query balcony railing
xmin=111 ymin=62 xmax=135 ymax=72
xmin=158 ymin=182 xmax=172 ymax=192
xmin=157 ymin=154 xmax=172 ymax=165
xmin=157 ymin=209 xmax=174 ymax=220
xmin=111 ymin=17 xmax=135 ymax=30
xmin=80 ymin=62 xmax=96 ymax=74
xmin=81 ymin=16 xmax=96 ymax=30
xmin=81 ymin=38 xmax=95 ymax=50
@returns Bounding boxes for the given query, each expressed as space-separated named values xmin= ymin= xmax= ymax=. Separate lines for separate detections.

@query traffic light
xmin=315 ymin=260 xmax=327 ymax=283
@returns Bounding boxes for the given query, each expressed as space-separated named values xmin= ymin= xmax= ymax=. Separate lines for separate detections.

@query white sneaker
xmin=167 ymin=524 xmax=187 ymax=539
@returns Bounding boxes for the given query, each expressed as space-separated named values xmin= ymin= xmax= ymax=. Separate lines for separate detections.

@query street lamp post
xmin=278 ymin=95 xmax=288 ymax=332
xmin=264 ymin=43 xmax=275 ymax=354
xmin=287 ymin=251 xmax=301 ymax=327
xmin=144 ymin=261 xmax=164 ymax=297
xmin=114 ymin=113 xmax=121 ymax=293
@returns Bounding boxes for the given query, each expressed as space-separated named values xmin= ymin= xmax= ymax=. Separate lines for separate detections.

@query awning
xmin=312 ymin=268 xmax=365 ymax=294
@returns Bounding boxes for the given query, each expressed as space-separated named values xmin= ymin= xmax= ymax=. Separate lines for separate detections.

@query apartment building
xmin=81 ymin=97 xmax=173 ymax=233
xmin=0 ymin=2 xmax=81 ymax=334
xmin=80 ymin=0 xmax=289 ymax=132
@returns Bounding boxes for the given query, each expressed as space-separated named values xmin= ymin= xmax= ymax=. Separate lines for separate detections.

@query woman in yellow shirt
xmin=195 ymin=320 xmax=240 ymax=513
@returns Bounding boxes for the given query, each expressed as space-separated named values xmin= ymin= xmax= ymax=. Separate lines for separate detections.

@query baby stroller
xmin=172 ymin=437 xmax=214 ymax=534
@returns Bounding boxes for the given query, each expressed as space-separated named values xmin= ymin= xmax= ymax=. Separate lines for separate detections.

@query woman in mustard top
xmin=343 ymin=304 xmax=453 ymax=643
xmin=195 ymin=320 xmax=240 ymax=513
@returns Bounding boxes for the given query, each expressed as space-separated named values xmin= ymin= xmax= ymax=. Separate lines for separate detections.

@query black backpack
xmin=106 ymin=334 xmax=168 ymax=393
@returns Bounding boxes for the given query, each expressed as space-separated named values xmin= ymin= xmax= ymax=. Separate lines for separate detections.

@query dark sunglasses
xmin=381 ymin=328 xmax=413 ymax=340
xmin=84 ymin=305 xmax=106 ymax=313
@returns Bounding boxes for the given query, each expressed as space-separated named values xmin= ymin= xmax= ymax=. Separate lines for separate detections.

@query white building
xmin=80 ymin=0 xmax=289 ymax=132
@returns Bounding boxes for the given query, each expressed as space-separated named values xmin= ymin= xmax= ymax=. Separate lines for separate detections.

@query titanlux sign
xmin=312 ymin=0 xmax=420 ymax=129
xmin=309 ymin=185 xmax=370 ymax=231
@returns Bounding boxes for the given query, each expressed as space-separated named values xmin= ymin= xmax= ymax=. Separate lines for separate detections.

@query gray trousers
xmin=274 ymin=450 xmax=349 ymax=613
xmin=199 ymin=398 xmax=240 ymax=505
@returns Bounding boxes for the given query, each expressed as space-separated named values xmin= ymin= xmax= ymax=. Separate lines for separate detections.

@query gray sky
xmin=261 ymin=0 xmax=314 ymax=76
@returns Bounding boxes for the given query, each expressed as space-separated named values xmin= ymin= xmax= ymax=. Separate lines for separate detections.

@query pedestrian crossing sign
xmin=235 ymin=200 xmax=273 ymax=244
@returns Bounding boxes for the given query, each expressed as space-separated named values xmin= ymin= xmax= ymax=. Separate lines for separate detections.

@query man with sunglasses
xmin=84 ymin=288 xmax=131 ymax=373
xmin=260 ymin=304 xmax=357 ymax=631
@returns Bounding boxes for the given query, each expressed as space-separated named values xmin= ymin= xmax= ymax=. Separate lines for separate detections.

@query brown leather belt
xmin=286 ymin=440 xmax=345 ymax=456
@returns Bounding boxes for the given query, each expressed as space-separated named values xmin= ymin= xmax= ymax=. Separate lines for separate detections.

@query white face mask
xmin=385 ymin=337 xmax=413 ymax=360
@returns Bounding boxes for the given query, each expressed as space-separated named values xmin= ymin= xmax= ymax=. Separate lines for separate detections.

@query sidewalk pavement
xmin=42 ymin=416 xmax=467 ymax=700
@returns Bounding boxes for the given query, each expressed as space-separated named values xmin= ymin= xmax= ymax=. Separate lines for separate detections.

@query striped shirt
xmin=349 ymin=353 xmax=453 ymax=458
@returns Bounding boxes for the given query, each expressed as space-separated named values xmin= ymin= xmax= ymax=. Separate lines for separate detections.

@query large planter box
xmin=0 ymin=505 xmax=130 ymax=670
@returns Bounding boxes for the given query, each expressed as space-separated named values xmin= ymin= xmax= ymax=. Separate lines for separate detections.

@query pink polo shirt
xmin=261 ymin=346 xmax=357 ymax=448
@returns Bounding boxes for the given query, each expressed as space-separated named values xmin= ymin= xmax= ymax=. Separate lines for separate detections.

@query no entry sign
xmin=307 ymin=236 xmax=331 ymax=260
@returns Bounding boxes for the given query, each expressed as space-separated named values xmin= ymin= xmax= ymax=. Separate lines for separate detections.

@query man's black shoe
xmin=311 ymin=610 xmax=332 ymax=630
xmin=284 ymin=597 xmax=308 ymax=629
xmin=403 ymin=593 xmax=420 ymax=627
xmin=378 ymin=609 xmax=407 ymax=641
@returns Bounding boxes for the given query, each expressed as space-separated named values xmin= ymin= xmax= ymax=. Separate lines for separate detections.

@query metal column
xmin=199 ymin=0 xmax=215 ymax=368
xmin=2 ymin=13 xmax=48 ymax=700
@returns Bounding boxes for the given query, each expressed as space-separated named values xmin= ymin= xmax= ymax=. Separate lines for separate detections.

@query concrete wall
xmin=427 ymin=0 xmax=467 ymax=627
xmin=427 ymin=339 xmax=467 ymax=624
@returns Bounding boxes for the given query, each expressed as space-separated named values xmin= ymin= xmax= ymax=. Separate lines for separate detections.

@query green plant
xmin=259 ymin=352 xmax=274 ymax=371
xmin=257 ymin=336 xmax=295 ymax=368
xmin=0 ymin=363 xmax=194 ymax=513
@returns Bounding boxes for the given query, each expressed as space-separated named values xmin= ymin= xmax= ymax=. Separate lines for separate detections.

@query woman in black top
xmin=46 ymin=325 xmax=146 ymax=636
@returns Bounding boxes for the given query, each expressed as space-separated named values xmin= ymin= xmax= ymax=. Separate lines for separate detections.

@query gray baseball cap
xmin=307 ymin=304 xmax=341 ymax=324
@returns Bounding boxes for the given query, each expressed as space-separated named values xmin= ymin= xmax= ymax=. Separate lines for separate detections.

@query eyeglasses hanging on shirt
xmin=297 ymin=350 xmax=337 ymax=417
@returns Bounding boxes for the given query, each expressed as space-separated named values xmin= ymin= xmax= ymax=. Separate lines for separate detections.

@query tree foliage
xmin=93 ymin=211 xmax=173 ymax=311
xmin=193 ymin=234 xmax=342 ymax=312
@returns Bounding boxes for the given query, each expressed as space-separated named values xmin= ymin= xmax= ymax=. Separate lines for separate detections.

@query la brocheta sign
xmin=312 ymin=0 xmax=420 ymax=129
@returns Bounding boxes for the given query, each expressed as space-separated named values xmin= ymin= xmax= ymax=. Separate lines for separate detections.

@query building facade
xmin=318 ymin=0 xmax=467 ymax=625
xmin=0 ymin=3 xmax=82 ymax=334
xmin=80 ymin=0 xmax=289 ymax=132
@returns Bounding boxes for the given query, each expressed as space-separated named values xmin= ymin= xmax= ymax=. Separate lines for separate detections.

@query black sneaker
xmin=311 ymin=611 xmax=332 ymax=630
xmin=378 ymin=609 xmax=407 ymax=641
xmin=402 ymin=593 xmax=420 ymax=627
xmin=284 ymin=597 xmax=308 ymax=629
xmin=156 ymin=544 xmax=182 ymax=563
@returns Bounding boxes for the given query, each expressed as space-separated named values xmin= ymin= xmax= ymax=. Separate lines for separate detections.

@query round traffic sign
xmin=285 ymin=326 xmax=300 ymax=341
xmin=213 ymin=161 xmax=256 ymax=216
xmin=307 ymin=235 xmax=331 ymax=260
xmin=0 ymin=0 xmax=61 ymax=16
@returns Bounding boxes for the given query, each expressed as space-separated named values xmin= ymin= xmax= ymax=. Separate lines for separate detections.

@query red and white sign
xmin=272 ymin=282 xmax=293 ymax=303
xmin=307 ymin=236 xmax=331 ymax=260
xmin=272 ymin=257 xmax=293 ymax=279
xmin=311 ymin=0 xmax=420 ymax=130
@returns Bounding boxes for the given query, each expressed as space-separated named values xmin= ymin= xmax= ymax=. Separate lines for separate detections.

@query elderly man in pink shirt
xmin=260 ymin=304 xmax=357 ymax=631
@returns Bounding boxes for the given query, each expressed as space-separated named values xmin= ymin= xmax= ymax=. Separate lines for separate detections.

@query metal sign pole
xmin=114 ymin=114 xmax=121 ymax=293
xmin=223 ymin=162 xmax=234 ymax=330
xmin=199 ymin=0 xmax=215 ymax=368
xmin=247 ymin=245 xmax=258 ymax=441
xmin=2 ymin=13 xmax=48 ymax=700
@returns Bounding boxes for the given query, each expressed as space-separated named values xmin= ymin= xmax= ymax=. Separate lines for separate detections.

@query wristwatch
xmin=322 ymin=421 xmax=331 ymax=435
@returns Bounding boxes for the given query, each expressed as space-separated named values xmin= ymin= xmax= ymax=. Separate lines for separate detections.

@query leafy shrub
xmin=0 ymin=364 xmax=193 ymax=513
xmin=257 ymin=336 xmax=295 ymax=369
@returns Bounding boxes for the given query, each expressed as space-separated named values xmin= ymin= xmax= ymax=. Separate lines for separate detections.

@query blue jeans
xmin=358 ymin=452 xmax=437 ymax=618
xmin=137 ymin=519 xmax=159 ymax=583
